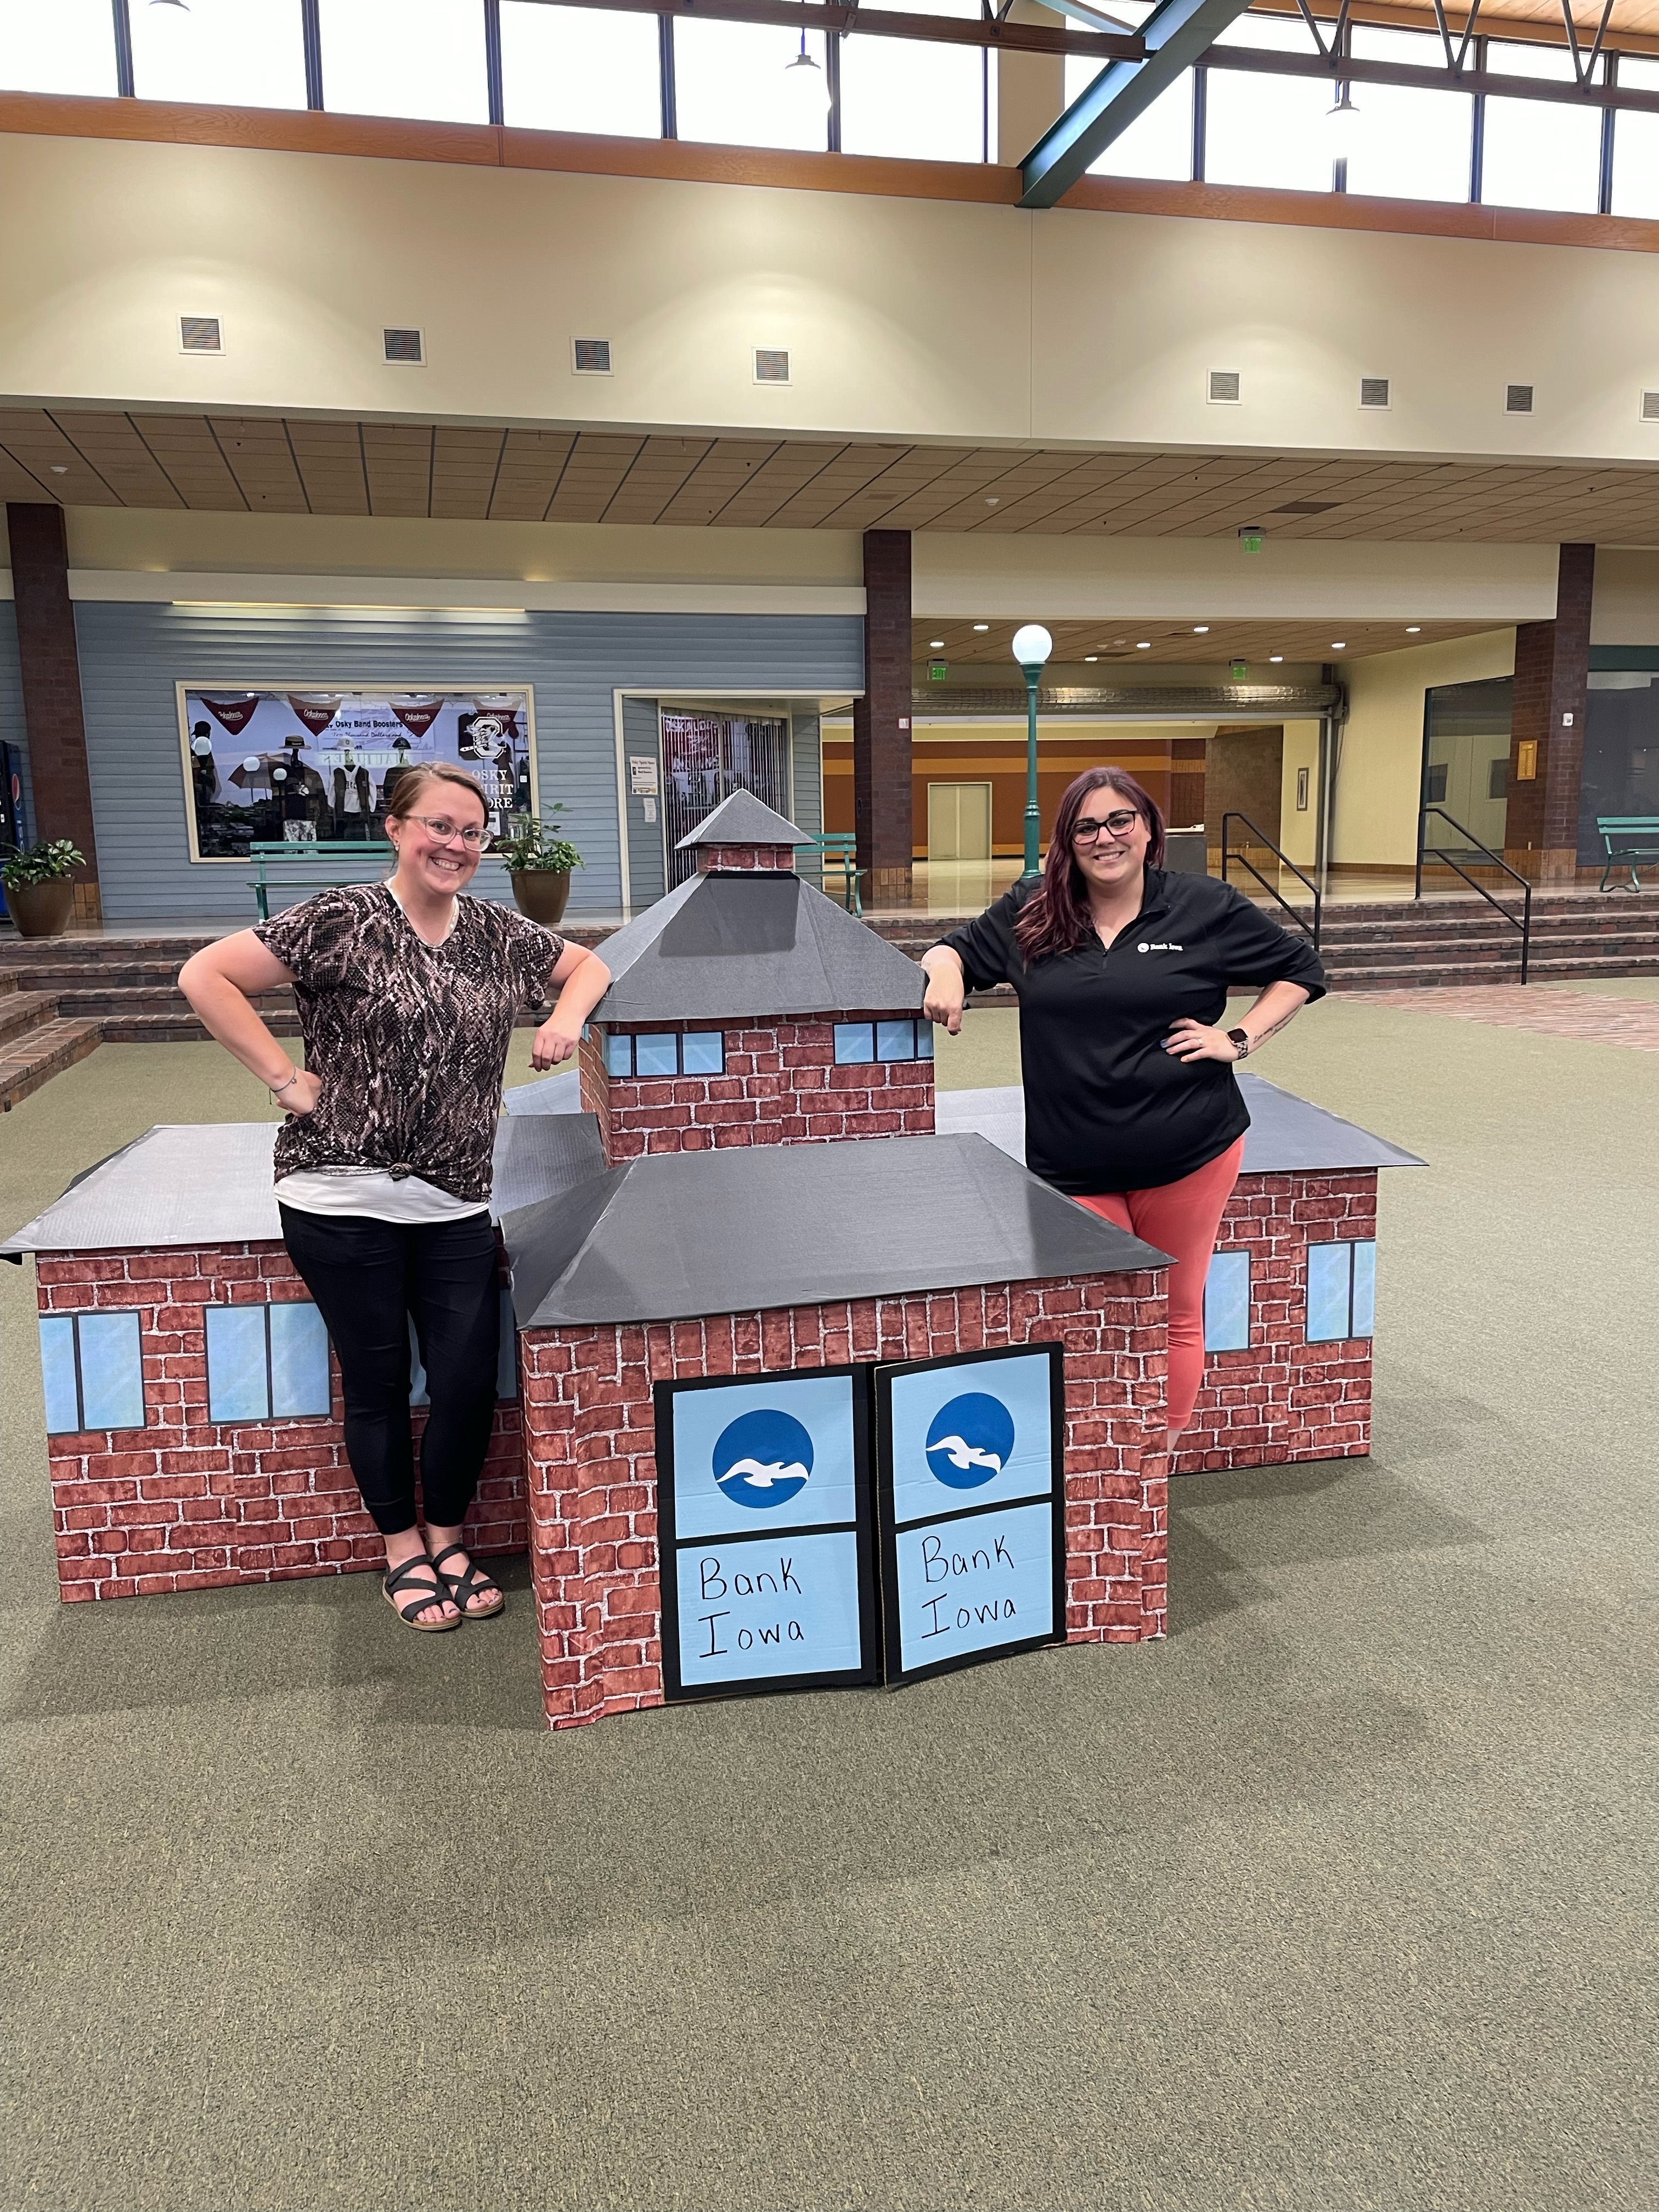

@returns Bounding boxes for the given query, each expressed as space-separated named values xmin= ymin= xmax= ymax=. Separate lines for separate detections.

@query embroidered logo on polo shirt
xmin=1137 ymin=942 xmax=1184 ymax=952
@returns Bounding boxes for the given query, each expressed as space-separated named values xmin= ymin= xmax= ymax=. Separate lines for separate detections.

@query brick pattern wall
xmin=580 ymin=1017 xmax=935 ymax=1160
xmin=5 ymin=502 xmax=101 ymax=918
xmin=1173 ymin=1171 xmax=1377 ymax=1476
xmin=1506 ymin=541 xmax=1595 ymax=884
xmin=854 ymin=528 xmax=912 ymax=906
xmin=520 ymin=1273 xmax=1170 ymax=1730
xmin=694 ymin=846 xmax=795 ymax=873
xmin=36 ymin=1242 xmax=526 ymax=1601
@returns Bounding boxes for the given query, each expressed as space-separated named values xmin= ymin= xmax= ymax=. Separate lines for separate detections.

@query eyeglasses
xmin=1072 ymin=809 xmax=1142 ymax=844
xmin=408 ymin=814 xmax=490 ymax=850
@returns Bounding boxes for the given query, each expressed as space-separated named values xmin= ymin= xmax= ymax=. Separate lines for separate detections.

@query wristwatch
xmin=1227 ymin=1027 xmax=1251 ymax=1060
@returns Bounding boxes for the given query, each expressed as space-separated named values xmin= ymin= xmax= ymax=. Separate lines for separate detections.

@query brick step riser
xmin=0 ymin=1022 xmax=103 ymax=1111
xmin=0 ymin=992 xmax=54 ymax=1048
xmin=49 ymin=990 xmax=296 ymax=1019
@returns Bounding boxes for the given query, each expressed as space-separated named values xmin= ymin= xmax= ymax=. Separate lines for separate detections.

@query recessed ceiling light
xmin=50 ymin=464 xmax=69 ymax=475
xmin=1269 ymin=653 xmax=1283 ymax=663
xmin=972 ymin=623 xmax=989 ymax=632
xmin=1136 ymin=641 xmax=1152 ymax=650
xmin=1084 ymin=654 xmax=1098 ymax=662
xmin=1193 ymin=625 xmax=1209 ymax=634
xmin=929 ymin=639 xmax=944 ymax=648
xmin=1406 ymin=625 xmax=1422 ymax=633
xmin=985 ymin=497 xmax=1000 ymax=506
xmin=1113 ymin=637 xmax=1126 ymax=646
xmin=1331 ymin=641 xmax=1347 ymax=650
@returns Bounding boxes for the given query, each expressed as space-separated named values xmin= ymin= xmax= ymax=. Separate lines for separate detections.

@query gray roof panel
xmin=676 ymin=789 xmax=809 ymax=848
xmin=935 ymin=1076 xmax=1425 ymax=1175
xmin=594 ymin=870 xmax=925 ymax=1024
xmin=500 ymin=1133 xmax=1169 ymax=1328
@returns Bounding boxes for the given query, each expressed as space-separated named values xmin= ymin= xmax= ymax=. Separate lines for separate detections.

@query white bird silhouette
xmin=723 ymin=1458 xmax=809 ymax=1487
xmin=929 ymin=1435 xmax=1003 ymax=1473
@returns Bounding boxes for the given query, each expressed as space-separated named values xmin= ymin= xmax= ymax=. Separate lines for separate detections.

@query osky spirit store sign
xmin=176 ymin=684 xmax=537 ymax=859
xmin=655 ymin=1345 xmax=1067 ymax=1701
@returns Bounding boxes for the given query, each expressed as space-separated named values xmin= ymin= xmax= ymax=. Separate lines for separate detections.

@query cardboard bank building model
xmin=6 ymin=795 xmax=1421 ymax=1729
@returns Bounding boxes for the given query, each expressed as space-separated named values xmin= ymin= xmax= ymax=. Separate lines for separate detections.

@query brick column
xmin=853 ymin=528 xmax=912 ymax=909
xmin=1505 ymin=542 xmax=1595 ymax=884
xmin=5 ymin=503 xmax=100 ymax=919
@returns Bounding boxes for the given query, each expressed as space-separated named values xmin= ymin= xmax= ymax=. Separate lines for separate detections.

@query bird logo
xmin=924 ymin=1393 xmax=1016 ymax=1490
xmin=712 ymin=1408 xmax=813 ymax=1511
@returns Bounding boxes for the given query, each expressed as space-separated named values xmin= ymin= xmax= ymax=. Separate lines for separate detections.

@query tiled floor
xmin=1361 ymin=984 xmax=1659 ymax=1051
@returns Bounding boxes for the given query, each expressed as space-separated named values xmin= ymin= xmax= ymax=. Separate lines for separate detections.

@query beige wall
xmin=3 ymin=132 xmax=1657 ymax=462
xmin=1333 ymin=631 xmax=1516 ymax=870
xmin=1591 ymin=550 xmax=1659 ymax=645
xmin=1279 ymin=719 xmax=1322 ymax=869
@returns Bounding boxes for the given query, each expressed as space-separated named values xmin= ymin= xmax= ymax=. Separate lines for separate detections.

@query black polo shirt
xmin=937 ymin=868 xmax=1327 ymax=1194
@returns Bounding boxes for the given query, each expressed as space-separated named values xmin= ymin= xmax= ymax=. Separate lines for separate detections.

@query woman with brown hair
xmin=920 ymin=765 xmax=1325 ymax=1459
xmin=180 ymin=761 xmax=611 ymax=1630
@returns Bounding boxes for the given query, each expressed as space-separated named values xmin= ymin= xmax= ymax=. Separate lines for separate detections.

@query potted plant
xmin=1 ymin=839 xmax=85 ymax=939
xmin=494 ymin=816 xmax=583 ymax=927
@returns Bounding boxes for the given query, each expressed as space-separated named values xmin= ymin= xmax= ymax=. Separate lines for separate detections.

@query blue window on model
xmin=204 ymin=1301 xmax=331 ymax=1423
xmin=1306 ymin=1241 xmax=1378 ymax=1343
xmin=38 ymin=1310 xmax=146 ymax=1435
xmin=1203 ymin=1250 xmax=1251 ymax=1352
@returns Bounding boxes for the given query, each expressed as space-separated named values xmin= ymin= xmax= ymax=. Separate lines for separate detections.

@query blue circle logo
xmin=712 ymin=1408 xmax=813 ymax=1511
xmin=925 ymin=1393 xmax=1016 ymax=1489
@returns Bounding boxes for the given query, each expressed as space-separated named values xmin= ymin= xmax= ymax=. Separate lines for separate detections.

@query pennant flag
xmin=200 ymin=696 xmax=262 ymax=737
xmin=389 ymin=697 xmax=444 ymax=740
xmin=286 ymin=695 xmax=343 ymax=738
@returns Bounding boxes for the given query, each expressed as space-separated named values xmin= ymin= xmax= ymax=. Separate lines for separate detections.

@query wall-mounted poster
xmin=176 ymin=684 xmax=537 ymax=860
xmin=874 ymin=1343 xmax=1066 ymax=1686
xmin=654 ymin=1366 xmax=878 ymax=1702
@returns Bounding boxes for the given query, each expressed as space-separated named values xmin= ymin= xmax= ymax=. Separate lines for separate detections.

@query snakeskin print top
xmin=255 ymin=884 xmax=563 ymax=1203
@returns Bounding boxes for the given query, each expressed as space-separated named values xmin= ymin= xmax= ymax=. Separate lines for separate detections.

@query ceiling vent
xmin=1641 ymin=390 xmax=1659 ymax=423
xmin=754 ymin=348 xmax=791 ymax=385
xmin=383 ymin=327 xmax=425 ymax=365
xmin=1207 ymin=369 xmax=1242 ymax=404
xmin=1272 ymin=500 xmax=1341 ymax=516
xmin=1506 ymin=382 xmax=1534 ymax=414
xmin=179 ymin=315 xmax=222 ymax=354
xmin=572 ymin=337 xmax=612 ymax=375
xmin=1359 ymin=376 xmax=1391 ymax=409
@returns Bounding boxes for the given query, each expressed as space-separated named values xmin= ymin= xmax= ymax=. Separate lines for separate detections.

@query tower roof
xmin=675 ymin=789 xmax=808 ymax=850
xmin=592 ymin=869 xmax=925 ymax=1023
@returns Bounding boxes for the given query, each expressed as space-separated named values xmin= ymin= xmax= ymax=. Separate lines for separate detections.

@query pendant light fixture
xmin=781 ymin=28 xmax=831 ymax=128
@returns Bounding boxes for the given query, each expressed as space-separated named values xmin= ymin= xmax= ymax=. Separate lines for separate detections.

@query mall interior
xmin=1 ymin=4 xmax=1656 ymax=2209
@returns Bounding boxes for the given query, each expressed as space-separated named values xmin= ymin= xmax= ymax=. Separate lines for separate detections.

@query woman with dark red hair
xmin=921 ymin=765 xmax=1325 ymax=1458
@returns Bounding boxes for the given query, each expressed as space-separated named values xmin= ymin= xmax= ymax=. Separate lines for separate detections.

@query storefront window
xmin=1579 ymin=665 xmax=1659 ymax=867
xmin=179 ymin=686 xmax=535 ymax=861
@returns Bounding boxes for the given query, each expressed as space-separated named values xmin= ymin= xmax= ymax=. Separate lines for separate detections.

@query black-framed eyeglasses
xmin=1072 ymin=809 xmax=1142 ymax=844
xmin=409 ymin=814 xmax=490 ymax=849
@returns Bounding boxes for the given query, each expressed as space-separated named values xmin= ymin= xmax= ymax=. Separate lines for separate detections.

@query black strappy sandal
xmin=382 ymin=1555 xmax=460 ymax=1633
xmin=429 ymin=1543 xmax=505 ymax=1620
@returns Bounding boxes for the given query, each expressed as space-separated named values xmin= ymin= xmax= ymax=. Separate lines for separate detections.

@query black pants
xmin=279 ymin=1206 xmax=501 ymax=1538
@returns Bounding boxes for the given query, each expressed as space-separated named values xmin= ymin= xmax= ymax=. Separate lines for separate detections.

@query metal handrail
xmin=1413 ymin=804 xmax=1534 ymax=984
xmin=1219 ymin=811 xmax=1323 ymax=950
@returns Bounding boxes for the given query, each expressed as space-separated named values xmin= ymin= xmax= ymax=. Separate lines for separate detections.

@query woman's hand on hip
xmin=1163 ymin=1018 xmax=1243 ymax=1064
xmin=530 ymin=1017 xmax=581 ymax=1070
xmin=275 ymin=1069 xmax=323 ymax=1114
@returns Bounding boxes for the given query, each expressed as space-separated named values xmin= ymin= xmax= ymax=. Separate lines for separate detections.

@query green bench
xmin=1595 ymin=816 xmax=1659 ymax=893
xmin=247 ymin=838 xmax=393 ymax=920
xmin=811 ymin=832 xmax=866 ymax=915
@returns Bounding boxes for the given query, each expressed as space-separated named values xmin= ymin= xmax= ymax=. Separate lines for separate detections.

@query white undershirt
xmin=275 ymin=1170 xmax=488 ymax=1223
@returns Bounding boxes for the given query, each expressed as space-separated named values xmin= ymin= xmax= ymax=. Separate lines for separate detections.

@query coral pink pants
xmin=1075 ymin=1134 xmax=1246 ymax=1435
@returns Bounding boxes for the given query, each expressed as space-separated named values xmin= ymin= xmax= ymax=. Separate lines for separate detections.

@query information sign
xmin=874 ymin=1343 xmax=1065 ymax=1685
xmin=654 ymin=1366 xmax=878 ymax=1701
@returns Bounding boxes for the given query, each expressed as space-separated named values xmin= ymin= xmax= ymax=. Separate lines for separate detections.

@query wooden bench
xmin=247 ymin=838 xmax=393 ymax=920
xmin=1595 ymin=816 xmax=1659 ymax=893
xmin=811 ymin=832 xmax=866 ymax=915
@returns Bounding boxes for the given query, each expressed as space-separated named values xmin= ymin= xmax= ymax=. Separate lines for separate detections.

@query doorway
xmin=1422 ymin=679 xmax=1511 ymax=858
xmin=927 ymin=781 xmax=992 ymax=862
xmin=659 ymin=712 xmax=792 ymax=887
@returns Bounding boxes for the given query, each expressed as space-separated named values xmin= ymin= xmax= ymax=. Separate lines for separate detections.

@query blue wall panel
xmin=70 ymin=603 xmax=862 ymax=921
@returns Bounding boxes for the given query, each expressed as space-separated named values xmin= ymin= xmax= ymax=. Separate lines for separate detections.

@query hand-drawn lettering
xmin=699 ymin=1609 xmax=729 ymax=1656
xmin=922 ymin=1533 xmax=948 ymax=1584
xmin=921 ymin=1593 xmax=952 ymax=1637
xmin=994 ymin=1534 xmax=1013 ymax=1568
xmin=699 ymin=1558 xmax=726 ymax=1600
xmin=779 ymin=1556 xmax=801 ymax=1594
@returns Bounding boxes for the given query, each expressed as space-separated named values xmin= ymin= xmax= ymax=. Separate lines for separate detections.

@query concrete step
xmin=0 ymin=1018 xmax=103 ymax=1111
xmin=0 ymin=989 xmax=55 ymax=1049
xmin=50 ymin=986 xmax=296 ymax=1021
xmin=1334 ymin=952 xmax=1659 ymax=990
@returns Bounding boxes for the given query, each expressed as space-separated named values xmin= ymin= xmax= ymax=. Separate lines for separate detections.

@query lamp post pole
xmin=1011 ymin=625 xmax=1053 ymax=889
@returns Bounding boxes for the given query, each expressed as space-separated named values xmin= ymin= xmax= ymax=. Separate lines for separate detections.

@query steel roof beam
xmin=1019 ymin=0 xmax=1254 ymax=207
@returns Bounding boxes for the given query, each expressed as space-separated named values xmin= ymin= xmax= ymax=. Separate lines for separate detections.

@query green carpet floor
xmin=3 ymin=1001 xmax=1655 ymax=2212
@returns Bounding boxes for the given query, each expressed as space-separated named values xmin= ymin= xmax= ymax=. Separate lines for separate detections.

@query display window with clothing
xmin=923 ymin=766 xmax=1326 ymax=1455
xmin=179 ymin=762 xmax=612 ymax=1632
